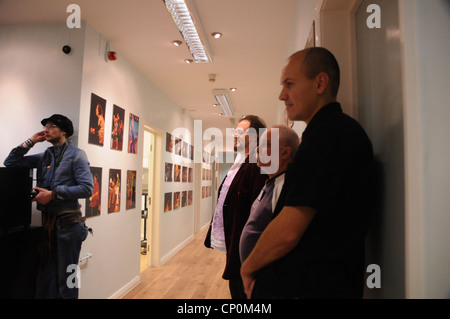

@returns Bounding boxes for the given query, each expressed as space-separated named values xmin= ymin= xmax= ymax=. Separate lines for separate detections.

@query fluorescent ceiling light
xmin=213 ymin=89 xmax=233 ymax=117
xmin=164 ymin=0 xmax=213 ymax=63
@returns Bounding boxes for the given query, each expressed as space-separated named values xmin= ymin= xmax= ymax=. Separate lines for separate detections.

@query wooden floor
xmin=123 ymin=227 xmax=231 ymax=299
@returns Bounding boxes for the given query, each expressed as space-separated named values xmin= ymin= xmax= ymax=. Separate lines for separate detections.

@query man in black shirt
xmin=241 ymin=47 xmax=374 ymax=298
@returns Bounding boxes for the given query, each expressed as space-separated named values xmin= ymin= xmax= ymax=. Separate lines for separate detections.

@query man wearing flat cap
xmin=4 ymin=114 xmax=93 ymax=299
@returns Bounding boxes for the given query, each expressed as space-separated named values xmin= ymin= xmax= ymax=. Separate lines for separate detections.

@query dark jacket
xmin=205 ymin=154 xmax=267 ymax=280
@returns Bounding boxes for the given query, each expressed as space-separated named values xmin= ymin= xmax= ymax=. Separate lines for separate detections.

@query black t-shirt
xmin=252 ymin=102 xmax=375 ymax=299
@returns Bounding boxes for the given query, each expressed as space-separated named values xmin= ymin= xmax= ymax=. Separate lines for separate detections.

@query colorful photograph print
xmin=88 ymin=93 xmax=106 ymax=146
xmin=164 ymin=192 xmax=172 ymax=212
xmin=181 ymin=191 xmax=187 ymax=207
xmin=128 ymin=113 xmax=139 ymax=154
xmin=166 ymin=132 xmax=173 ymax=153
xmin=173 ymin=192 xmax=180 ymax=210
xmin=86 ymin=166 xmax=102 ymax=217
xmin=174 ymin=137 xmax=181 ymax=156
xmin=111 ymin=104 xmax=125 ymax=151
xmin=174 ymin=164 xmax=181 ymax=182
xmin=126 ymin=170 xmax=136 ymax=210
xmin=108 ymin=169 xmax=121 ymax=213
xmin=182 ymin=141 xmax=189 ymax=159
xmin=165 ymin=163 xmax=173 ymax=182
xmin=182 ymin=166 xmax=188 ymax=183
xmin=188 ymin=190 xmax=193 ymax=206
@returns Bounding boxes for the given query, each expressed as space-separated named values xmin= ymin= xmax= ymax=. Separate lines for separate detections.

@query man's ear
xmin=316 ymin=72 xmax=330 ymax=95
xmin=280 ymin=146 xmax=292 ymax=159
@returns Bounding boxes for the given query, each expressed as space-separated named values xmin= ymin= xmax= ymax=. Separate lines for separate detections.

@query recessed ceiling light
xmin=212 ymin=103 xmax=219 ymax=107
xmin=211 ymin=32 xmax=222 ymax=39
xmin=172 ymin=40 xmax=183 ymax=47
xmin=230 ymin=88 xmax=237 ymax=92
xmin=184 ymin=59 xmax=194 ymax=64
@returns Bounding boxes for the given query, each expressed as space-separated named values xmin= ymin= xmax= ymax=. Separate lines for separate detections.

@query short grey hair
xmin=269 ymin=124 xmax=299 ymax=159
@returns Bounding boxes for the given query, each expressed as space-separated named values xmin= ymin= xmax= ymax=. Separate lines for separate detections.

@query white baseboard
xmin=200 ymin=222 xmax=210 ymax=233
xmin=110 ymin=233 xmax=197 ymax=298
xmin=160 ymin=234 xmax=194 ymax=265
xmin=109 ymin=275 xmax=141 ymax=299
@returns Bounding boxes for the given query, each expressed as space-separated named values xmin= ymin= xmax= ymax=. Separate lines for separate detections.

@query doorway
xmin=141 ymin=126 xmax=162 ymax=271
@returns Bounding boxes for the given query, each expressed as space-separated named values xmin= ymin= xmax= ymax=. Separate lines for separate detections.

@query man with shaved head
xmin=241 ymin=47 xmax=374 ymax=299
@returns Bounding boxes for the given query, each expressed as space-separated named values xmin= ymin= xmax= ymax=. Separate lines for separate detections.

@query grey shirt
xmin=239 ymin=172 xmax=285 ymax=262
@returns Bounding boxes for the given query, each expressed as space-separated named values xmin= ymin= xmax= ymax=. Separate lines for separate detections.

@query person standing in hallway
xmin=239 ymin=125 xmax=299 ymax=263
xmin=205 ymin=115 xmax=267 ymax=299
xmin=241 ymin=47 xmax=375 ymax=299
xmin=4 ymin=114 xmax=93 ymax=299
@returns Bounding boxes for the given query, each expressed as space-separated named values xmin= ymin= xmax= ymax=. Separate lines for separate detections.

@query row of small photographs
xmin=165 ymin=163 xmax=193 ymax=183
xmin=202 ymin=168 xmax=212 ymax=181
xmin=202 ymin=186 xmax=212 ymax=199
xmin=85 ymin=167 xmax=137 ymax=218
xmin=165 ymin=132 xmax=213 ymax=164
xmin=88 ymin=93 xmax=139 ymax=154
xmin=165 ymin=132 xmax=194 ymax=160
xmin=164 ymin=191 xmax=193 ymax=212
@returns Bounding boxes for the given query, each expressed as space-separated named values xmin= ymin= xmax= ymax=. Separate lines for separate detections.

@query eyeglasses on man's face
xmin=233 ymin=128 xmax=247 ymax=136
xmin=43 ymin=124 xmax=58 ymax=130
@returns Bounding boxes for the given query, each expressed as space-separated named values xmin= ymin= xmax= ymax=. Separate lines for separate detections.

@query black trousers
xmin=229 ymin=278 xmax=247 ymax=299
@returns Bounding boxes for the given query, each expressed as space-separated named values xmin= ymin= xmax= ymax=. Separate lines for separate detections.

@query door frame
xmin=143 ymin=125 xmax=162 ymax=267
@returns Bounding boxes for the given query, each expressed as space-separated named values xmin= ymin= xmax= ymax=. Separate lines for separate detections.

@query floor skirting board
xmin=160 ymin=234 xmax=194 ymax=266
xmin=109 ymin=275 xmax=141 ymax=299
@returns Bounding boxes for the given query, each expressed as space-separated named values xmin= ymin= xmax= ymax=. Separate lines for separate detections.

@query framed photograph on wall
xmin=128 ymin=113 xmax=139 ymax=154
xmin=126 ymin=170 xmax=136 ymax=210
xmin=174 ymin=164 xmax=181 ymax=182
xmin=182 ymin=141 xmax=188 ymax=159
xmin=173 ymin=191 xmax=180 ymax=210
xmin=166 ymin=132 xmax=173 ymax=153
xmin=164 ymin=192 xmax=172 ymax=212
xmin=86 ymin=166 xmax=102 ymax=217
xmin=182 ymin=166 xmax=187 ymax=183
xmin=111 ymin=104 xmax=125 ymax=151
xmin=174 ymin=137 xmax=181 ymax=156
xmin=108 ymin=169 xmax=121 ymax=213
xmin=88 ymin=93 xmax=106 ymax=146
xmin=165 ymin=162 xmax=173 ymax=182
xmin=181 ymin=191 xmax=187 ymax=207
xmin=188 ymin=190 xmax=193 ymax=206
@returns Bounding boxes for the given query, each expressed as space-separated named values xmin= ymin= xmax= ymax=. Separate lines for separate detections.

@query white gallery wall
xmin=399 ymin=0 xmax=450 ymax=298
xmin=0 ymin=23 xmax=86 ymax=225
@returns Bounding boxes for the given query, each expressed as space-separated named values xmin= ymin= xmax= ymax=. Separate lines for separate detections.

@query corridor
xmin=123 ymin=227 xmax=230 ymax=299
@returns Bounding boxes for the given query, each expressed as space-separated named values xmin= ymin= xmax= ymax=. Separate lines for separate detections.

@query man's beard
xmin=234 ymin=140 xmax=244 ymax=152
xmin=47 ymin=135 xmax=62 ymax=145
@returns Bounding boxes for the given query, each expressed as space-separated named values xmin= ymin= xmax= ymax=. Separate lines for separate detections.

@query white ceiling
xmin=0 ymin=0 xmax=297 ymax=132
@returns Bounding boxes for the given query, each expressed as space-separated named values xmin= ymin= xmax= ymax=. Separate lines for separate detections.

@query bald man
xmin=239 ymin=125 xmax=299 ymax=264
xmin=241 ymin=47 xmax=374 ymax=299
